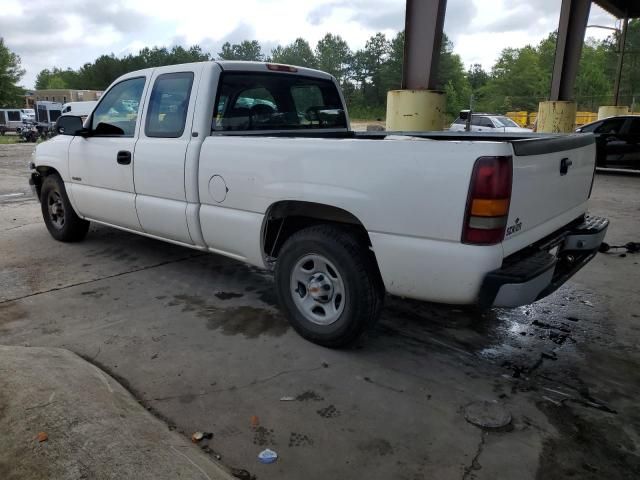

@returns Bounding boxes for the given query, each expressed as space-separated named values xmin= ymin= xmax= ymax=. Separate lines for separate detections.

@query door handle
xmin=117 ymin=150 xmax=132 ymax=165
xmin=560 ymin=157 xmax=573 ymax=175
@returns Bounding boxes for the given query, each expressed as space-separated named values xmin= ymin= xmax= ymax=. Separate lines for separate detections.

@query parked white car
xmin=30 ymin=61 xmax=607 ymax=346
xmin=450 ymin=113 xmax=533 ymax=133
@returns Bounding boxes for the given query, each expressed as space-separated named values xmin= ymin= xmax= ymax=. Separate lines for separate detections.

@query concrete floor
xmin=1 ymin=143 xmax=639 ymax=479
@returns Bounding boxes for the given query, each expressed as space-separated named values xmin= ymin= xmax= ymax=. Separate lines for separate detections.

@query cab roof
xmin=215 ymin=61 xmax=334 ymax=80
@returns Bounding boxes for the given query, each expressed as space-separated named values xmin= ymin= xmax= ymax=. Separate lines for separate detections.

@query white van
xmin=0 ymin=109 xmax=27 ymax=131
xmin=61 ymin=101 xmax=97 ymax=118
xmin=35 ymin=101 xmax=63 ymax=128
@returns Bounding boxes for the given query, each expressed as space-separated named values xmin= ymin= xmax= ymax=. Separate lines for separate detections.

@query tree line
xmin=2 ymin=19 xmax=639 ymax=118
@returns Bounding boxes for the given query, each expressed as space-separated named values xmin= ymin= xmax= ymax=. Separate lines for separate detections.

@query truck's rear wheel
xmin=275 ymin=225 xmax=384 ymax=348
xmin=40 ymin=174 xmax=90 ymax=242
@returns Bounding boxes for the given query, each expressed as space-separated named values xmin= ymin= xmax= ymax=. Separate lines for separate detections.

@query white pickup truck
xmin=30 ymin=61 xmax=608 ymax=347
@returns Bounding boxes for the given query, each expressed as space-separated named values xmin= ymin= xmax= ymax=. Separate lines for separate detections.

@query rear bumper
xmin=478 ymin=215 xmax=608 ymax=308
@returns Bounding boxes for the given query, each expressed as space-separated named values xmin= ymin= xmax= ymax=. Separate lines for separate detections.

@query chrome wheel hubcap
xmin=290 ymin=254 xmax=345 ymax=325
xmin=48 ymin=191 xmax=65 ymax=229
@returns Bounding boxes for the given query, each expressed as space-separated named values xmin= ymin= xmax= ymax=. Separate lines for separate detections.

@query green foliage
xmin=617 ymin=19 xmax=640 ymax=108
xmin=315 ymin=34 xmax=352 ymax=84
xmin=218 ymin=40 xmax=264 ymax=61
xmin=471 ymin=24 xmax=640 ymax=114
xmin=271 ymin=38 xmax=317 ymax=68
xmin=467 ymin=64 xmax=488 ymax=90
xmin=35 ymin=46 xmax=211 ymax=91
xmin=0 ymin=38 xmax=25 ymax=107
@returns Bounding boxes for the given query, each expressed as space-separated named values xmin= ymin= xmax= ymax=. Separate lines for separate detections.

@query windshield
xmin=493 ymin=116 xmax=520 ymax=127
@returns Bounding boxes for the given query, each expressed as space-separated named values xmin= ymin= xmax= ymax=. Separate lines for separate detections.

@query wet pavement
xmin=1 ymin=144 xmax=639 ymax=479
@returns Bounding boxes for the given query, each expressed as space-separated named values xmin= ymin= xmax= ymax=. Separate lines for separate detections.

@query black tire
xmin=40 ymin=174 xmax=90 ymax=242
xmin=275 ymin=224 xmax=384 ymax=348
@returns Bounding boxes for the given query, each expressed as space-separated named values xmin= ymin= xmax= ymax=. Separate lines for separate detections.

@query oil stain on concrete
xmin=536 ymin=402 xmax=640 ymax=480
xmin=358 ymin=438 xmax=394 ymax=456
xmin=171 ymin=294 xmax=289 ymax=339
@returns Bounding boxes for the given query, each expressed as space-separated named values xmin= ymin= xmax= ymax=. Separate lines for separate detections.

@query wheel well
xmin=35 ymin=166 xmax=60 ymax=177
xmin=263 ymin=201 xmax=372 ymax=259
xmin=32 ymin=166 xmax=61 ymax=200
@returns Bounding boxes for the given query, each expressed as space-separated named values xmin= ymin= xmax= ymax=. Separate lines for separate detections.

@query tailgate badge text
xmin=506 ymin=218 xmax=523 ymax=236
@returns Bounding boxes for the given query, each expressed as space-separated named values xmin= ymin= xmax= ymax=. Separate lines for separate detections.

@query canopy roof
xmin=594 ymin=0 xmax=640 ymax=18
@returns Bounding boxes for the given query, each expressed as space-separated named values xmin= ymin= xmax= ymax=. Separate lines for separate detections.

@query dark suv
xmin=576 ymin=115 xmax=640 ymax=170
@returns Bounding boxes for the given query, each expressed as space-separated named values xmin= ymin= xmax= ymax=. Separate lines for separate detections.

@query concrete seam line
xmin=152 ymin=364 xmax=327 ymax=402
xmin=0 ymin=253 xmax=207 ymax=305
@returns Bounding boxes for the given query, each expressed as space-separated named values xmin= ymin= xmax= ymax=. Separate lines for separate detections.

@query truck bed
xmin=213 ymin=129 xmax=595 ymax=157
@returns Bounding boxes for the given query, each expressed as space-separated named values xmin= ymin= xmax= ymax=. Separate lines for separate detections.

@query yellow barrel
xmin=506 ymin=111 xmax=528 ymax=127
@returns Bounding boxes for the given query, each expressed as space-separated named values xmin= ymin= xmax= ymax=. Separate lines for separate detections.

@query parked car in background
xmin=61 ymin=101 xmax=98 ymax=118
xmin=450 ymin=113 xmax=533 ymax=133
xmin=575 ymin=115 xmax=640 ymax=171
xmin=21 ymin=108 xmax=36 ymax=122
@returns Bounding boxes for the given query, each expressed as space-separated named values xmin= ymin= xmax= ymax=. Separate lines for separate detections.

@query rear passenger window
xmin=145 ymin=72 xmax=194 ymax=138
xmin=7 ymin=111 xmax=20 ymax=121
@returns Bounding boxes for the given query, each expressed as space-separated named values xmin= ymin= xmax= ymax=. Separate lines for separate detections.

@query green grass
xmin=0 ymin=135 xmax=20 ymax=144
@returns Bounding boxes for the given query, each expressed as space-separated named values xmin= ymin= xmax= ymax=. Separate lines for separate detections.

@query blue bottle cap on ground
xmin=258 ymin=448 xmax=278 ymax=464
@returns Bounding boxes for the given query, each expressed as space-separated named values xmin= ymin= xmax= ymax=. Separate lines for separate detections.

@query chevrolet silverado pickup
xmin=30 ymin=61 xmax=608 ymax=347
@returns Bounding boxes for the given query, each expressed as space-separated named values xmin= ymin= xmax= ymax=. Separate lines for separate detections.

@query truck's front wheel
xmin=275 ymin=225 xmax=384 ymax=348
xmin=40 ymin=174 xmax=90 ymax=242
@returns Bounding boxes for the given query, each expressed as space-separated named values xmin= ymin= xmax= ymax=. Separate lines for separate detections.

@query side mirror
xmin=459 ymin=109 xmax=471 ymax=121
xmin=56 ymin=115 xmax=85 ymax=136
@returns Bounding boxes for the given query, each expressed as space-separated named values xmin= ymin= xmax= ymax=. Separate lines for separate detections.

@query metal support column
xmin=402 ymin=0 xmax=448 ymax=90
xmin=550 ymin=0 xmax=591 ymax=101
xmin=387 ymin=0 xmax=448 ymax=131
xmin=538 ymin=0 xmax=590 ymax=133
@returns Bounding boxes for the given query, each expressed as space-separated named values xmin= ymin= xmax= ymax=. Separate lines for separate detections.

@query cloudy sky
xmin=2 ymin=0 xmax=620 ymax=89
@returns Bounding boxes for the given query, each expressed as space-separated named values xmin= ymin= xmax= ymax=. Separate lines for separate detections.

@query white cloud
xmin=0 ymin=0 xmax=620 ymax=88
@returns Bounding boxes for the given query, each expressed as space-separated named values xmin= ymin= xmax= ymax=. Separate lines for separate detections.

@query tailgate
xmin=502 ymin=134 xmax=596 ymax=256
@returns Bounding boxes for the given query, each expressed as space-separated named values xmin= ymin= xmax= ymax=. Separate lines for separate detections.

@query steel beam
xmin=550 ymin=0 xmax=591 ymax=101
xmin=402 ymin=0 xmax=448 ymax=90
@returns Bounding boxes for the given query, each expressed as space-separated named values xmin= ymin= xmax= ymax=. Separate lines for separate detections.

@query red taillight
xmin=462 ymin=156 xmax=513 ymax=245
xmin=266 ymin=63 xmax=298 ymax=73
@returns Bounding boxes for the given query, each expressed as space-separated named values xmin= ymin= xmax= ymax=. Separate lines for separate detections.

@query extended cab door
xmin=68 ymin=75 xmax=148 ymax=230
xmin=133 ymin=66 xmax=200 ymax=244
